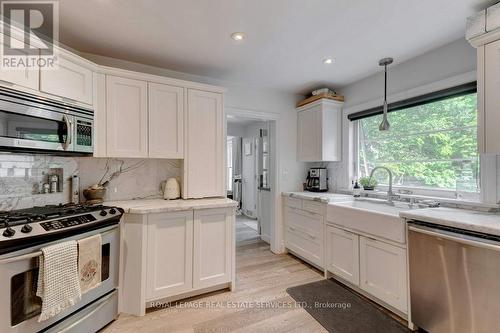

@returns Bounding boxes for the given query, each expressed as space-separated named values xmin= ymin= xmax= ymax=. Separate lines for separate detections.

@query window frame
xmin=352 ymin=88 xmax=480 ymax=201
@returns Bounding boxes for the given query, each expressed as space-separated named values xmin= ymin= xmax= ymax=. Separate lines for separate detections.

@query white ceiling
xmin=59 ymin=0 xmax=492 ymax=94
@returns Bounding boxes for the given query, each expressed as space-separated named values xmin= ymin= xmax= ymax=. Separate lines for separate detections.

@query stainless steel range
xmin=0 ymin=203 xmax=123 ymax=333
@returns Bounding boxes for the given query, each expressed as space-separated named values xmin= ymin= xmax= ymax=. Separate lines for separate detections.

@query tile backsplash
xmin=0 ymin=153 xmax=181 ymax=211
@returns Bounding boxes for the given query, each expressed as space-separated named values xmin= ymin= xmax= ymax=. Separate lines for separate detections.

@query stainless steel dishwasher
xmin=408 ymin=221 xmax=500 ymax=333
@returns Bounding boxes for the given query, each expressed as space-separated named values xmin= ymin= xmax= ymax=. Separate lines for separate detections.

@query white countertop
xmin=282 ymin=191 xmax=353 ymax=203
xmin=400 ymin=207 xmax=500 ymax=236
xmin=106 ymin=198 xmax=237 ymax=214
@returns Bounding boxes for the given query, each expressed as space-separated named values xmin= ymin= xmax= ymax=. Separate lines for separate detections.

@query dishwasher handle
xmin=409 ymin=224 xmax=500 ymax=252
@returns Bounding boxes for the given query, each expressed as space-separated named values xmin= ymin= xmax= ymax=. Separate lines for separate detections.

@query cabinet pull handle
xmin=289 ymin=226 xmax=296 ymax=231
xmin=62 ymin=97 xmax=78 ymax=104
xmin=0 ymin=79 xmax=14 ymax=86
xmin=307 ymin=233 xmax=316 ymax=239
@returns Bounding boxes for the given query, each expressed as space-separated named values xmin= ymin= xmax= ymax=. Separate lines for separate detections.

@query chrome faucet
xmin=369 ymin=166 xmax=394 ymax=203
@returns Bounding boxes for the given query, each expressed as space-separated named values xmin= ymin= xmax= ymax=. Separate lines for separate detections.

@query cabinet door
xmin=484 ymin=40 xmax=500 ymax=153
xmin=359 ymin=236 xmax=407 ymax=313
xmin=297 ymin=108 xmax=321 ymax=161
xmin=325 ymin=225 xmax=359 ymax=285
xmin=148 ymin=83 xmax=184 ymax=158
xmin=40 ymin=52 xmax=93 ymax=105
xmin=146 ymin=211 xmax=193 ymax=300
xmin=185 ymin=89 xmax=224 ymax=198
xmin=0 ymin=34 xmax=39 ymax=90
xmin=193 ymin=208 xmax=233 ymax=289
xmin=106 ymin=76 xmax=148 ymax=157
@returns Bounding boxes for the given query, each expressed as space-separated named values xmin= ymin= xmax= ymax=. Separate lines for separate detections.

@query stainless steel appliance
xmin=408 ymin=221 xmax=500 ymax=333
xmin=0 ymin=204 xmax=123 ymax=333
xmin=0 ymin=86 xmax=93 ymax=154
xmin=306 ymin=167 xmax=328 ymax=192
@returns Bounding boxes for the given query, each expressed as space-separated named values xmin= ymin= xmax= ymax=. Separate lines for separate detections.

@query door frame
xmin=225 ymin=107 xmax=281 ymax=253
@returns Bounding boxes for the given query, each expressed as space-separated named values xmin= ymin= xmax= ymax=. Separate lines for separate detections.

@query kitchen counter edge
xmin=105 ymin=198 xmax=238 ymax=214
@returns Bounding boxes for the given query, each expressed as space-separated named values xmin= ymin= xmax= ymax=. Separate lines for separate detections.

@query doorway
xmin=226 ymin=115 xmax=275 ymax=246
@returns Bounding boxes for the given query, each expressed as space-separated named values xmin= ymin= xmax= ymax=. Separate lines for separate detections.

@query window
xmin=354 ymin=90 xmax=479 ymax=198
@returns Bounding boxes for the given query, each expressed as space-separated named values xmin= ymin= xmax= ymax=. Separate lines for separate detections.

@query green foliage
xmin=358 ymin=93 xmax=479 ymax=192
xmin=359 ymin=176 xmax=378 ymax=189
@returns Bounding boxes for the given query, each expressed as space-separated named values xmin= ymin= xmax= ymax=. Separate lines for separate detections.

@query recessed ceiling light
xmin=231 ymin=32 xmax=245 ymax=41
xmin=323 ymin=58 xmax=334 ymax=64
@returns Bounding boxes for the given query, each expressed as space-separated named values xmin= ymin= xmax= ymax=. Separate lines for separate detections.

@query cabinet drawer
xmin=286 ymin=226 xmax=322 ymax=267
xmin=285 ymin=206 xmax=322 ymax=234
xmin=285 ymin=197 xmax=302 ymax=209
xmin=302 ymin=200 xmax=324 ymax=215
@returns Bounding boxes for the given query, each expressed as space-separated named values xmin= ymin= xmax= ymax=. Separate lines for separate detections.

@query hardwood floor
xmin=103 ymin=241 xmax=327 ymax=332
xmin=235 ymin=215 xmax=260 ymax=244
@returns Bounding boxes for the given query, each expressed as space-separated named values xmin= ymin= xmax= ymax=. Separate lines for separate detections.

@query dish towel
xmin=36 ymin=240 xmax=81 ymax=322
xmin=78 ymin=234 xmax=102 ymax=293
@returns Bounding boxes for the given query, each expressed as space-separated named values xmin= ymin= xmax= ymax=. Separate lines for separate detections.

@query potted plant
xmin=359 ymin=176 xmax=378 ymax=190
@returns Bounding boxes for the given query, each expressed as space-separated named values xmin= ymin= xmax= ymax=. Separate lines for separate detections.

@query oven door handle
xmin=409 ymin=224 xmax=500 ymax=252
xmin=0 ymin=227 xmax=118 ymax=264
xmin=63 ymin=114 xmax=72 ymax=149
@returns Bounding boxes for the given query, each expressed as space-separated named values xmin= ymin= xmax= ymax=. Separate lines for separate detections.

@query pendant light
xmin=378 ymin=57 xmax=393 ymax=131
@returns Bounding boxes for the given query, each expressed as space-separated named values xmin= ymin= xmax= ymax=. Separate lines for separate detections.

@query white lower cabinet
xmin=359 ymin=236 xmax=408 ymax=313
xmin=284 ymin=206 xmax=323 ymax=267
xmin=122 ymin=206 xmax=235 ymax=316
xmin=325 ymin=225 xmax=359 ymax=285
xmin=146 ymin=211 xmax=193 ymax=300
xmin=325 ymin=224 xmax=408 ymax=315
xmin=193 ymin=208 xmax=233 ymax=289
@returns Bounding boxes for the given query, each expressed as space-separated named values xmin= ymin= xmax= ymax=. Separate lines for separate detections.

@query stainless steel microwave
xmin=0 ymin=86 xmax=93 ymax=154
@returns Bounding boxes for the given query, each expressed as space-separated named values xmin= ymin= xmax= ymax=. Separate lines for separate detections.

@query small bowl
xmin=83 ymin=187 xmax=107 ymax=200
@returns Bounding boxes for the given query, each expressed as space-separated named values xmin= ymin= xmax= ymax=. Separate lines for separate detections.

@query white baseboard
xmin=260 ymin=234 xmax=271 ymax=244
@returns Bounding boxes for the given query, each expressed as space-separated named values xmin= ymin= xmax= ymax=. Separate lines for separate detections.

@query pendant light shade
xmin=378 ymin=57 xmax=393 ymax=131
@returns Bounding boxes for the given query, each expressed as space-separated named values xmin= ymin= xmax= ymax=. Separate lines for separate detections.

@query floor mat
xmin=286 ymin=279 xmax=410 ymax=333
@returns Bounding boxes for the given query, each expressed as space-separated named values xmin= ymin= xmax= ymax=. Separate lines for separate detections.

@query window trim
xmin=347 ymin=81 xmax=477 ymax=121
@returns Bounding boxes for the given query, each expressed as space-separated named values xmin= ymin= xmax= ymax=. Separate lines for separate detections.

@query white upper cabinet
xmin=482 ymin=39 xmax=500 ymax=153
xmin=297 ymin=99 xmax=343 ymax=162
xmin=148 ymin=83 xmax=184 ymax=158
xmin=0 ymin=34 xmax=39 ymax=91
xmin=39 ymin=50 xmax=93 ymax=105
xmin=106 ymin=75 xmax=148 ymax=158
xmin=184 ymin=89 xmax=224 ymax=198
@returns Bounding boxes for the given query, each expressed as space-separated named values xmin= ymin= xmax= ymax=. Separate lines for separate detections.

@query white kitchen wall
xmin=319 ymin=38 xmax=499 ymax=202
xmin=82 ymin=53 xmax=308 ymax=194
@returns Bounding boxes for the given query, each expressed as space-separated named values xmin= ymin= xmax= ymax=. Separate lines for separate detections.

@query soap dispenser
xmin=353 ymin=180 xmax=361 ymax=198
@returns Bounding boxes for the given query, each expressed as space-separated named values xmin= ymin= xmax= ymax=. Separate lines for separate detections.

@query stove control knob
xmin=99 ymin=210 xmax=108 ymax=217
xmin=109 ymin=208 xmax=116 ymax=215
xmin=3 ymin=227 xmax=15 ymax=238
xmin=21 ymin=224 xmax=33 ymax=233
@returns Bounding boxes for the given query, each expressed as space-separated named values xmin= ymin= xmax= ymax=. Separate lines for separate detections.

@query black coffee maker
xmin=305 ymin=168 xmax=328 ymax=192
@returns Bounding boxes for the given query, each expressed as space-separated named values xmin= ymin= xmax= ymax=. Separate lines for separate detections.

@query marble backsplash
xmin=0 ymin=153 xmax=181 ymax=211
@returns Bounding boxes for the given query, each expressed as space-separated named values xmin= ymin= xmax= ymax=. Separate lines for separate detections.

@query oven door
xmin=0 ymin=225 xmax=119 ymax=333
xmin=0 ymin=98 xmax=74 ymax=152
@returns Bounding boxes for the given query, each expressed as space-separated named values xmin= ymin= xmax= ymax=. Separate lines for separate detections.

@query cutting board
xmin=297 ymin=93 xmax=345 ymax=108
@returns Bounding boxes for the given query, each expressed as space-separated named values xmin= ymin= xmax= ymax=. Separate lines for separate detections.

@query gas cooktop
xmin=0 ymin=203 xmax=123 ymax=254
